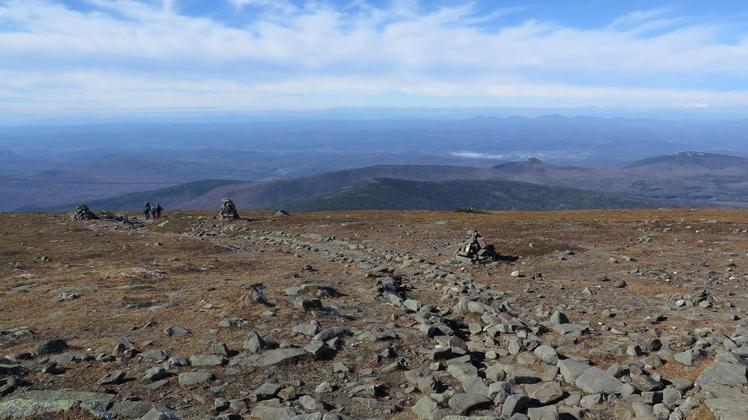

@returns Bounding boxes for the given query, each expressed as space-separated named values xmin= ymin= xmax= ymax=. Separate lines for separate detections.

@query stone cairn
xmin=70 ymin=204 xmax=98 ymax=221
xmin=454 ymin=230 xmax=500 ymax=264
xmin=218 ymin=197 xmax=240 ymax=220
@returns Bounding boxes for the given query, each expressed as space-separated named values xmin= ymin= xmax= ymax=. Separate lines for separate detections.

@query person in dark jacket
xmin=144 ymin=202 xmax=151 ymax=220
xmin=155 ymin=203 xmax=163 ymax=219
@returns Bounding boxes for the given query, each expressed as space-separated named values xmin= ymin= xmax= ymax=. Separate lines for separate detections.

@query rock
xmin=229 ymin=348 xmax=307 ymax=368
xmin=295 ymin=297 xmax=323 ymax=311
xmin=189 ymin=354 xmax=226 ymax=366
xmin=210 ymin=340 xmax=230 ymax=357
xmin=163 ymin=325 xmax=190 ymax=337
xmin=557 ymin=359 xmax=590 ymax=384
xmin=574 ymin=367 xmax=623 ymax=395
xmin=298 ymin=395 xmax=324 ymax=411
xmin=448 ymin=393 xmax=492 ymax=414
xmin=109 ymin=400 xmax=153 ymax=419
xmin=139 ymin=406 xmax=179 ymax=420
xmin=403 ymin=299 xmax=421 ymax=312
xmin=412 ymin=396 xmax=439 ymax=419
xmin=315 ymin=381 xmax=333 ymax=393
xmin=0 ymin=390 xmax=114 ymax=418
xmin=674 ymin=349 xmax=693 ymax=366
xmin=534 ymin=345 xmax=558 ymax=365
xmin=501 ymin=395 xmax=531 ymax=417
xmin=293 ymin=322 xmax=320 ymax=337
xmin=705 ymin=395 xmax=748 ymax=419
xmin=525 ymin=381 xmax=564 ymax=404
xmin=242 ymin=285 xmax=267 ymax=306
xmin=143 ymin=367 xmax=168 ymax=382
xmin=313 ymin=326 xmax=348 ymax=342
xmin=697 ymin=351 xmax=748 ymax=396
xmin=580 ymin=394 xmax=601 ymax=409
xmin=626 ymin=344 xmax=642 ymax=356
xmin=305 ymin=340 xmax=336 ymax=360
xmin=662 ymin=387 xmax=682 ymax=409
xmin=166 ymin=356 xmax=189 ymax=369
xmin=549 ymin=311 xmax=569 ymax=325
xmin=252 ymin=382 xmax=281 ymax=401
xmin=243 ymin=331 xmax=268 ymax=353
xmin=34 ymin=338 xmax=68 ymax=355
xmin=140 ymin=349 xmax=168 ymax=362
xmin=527 ymin=405 xmax=559 ymax=420
xmin=251 ymin=403 xmax=296 ymax=419
xmin=631 ymin=374 xmax=663 ymax=392
xmin=219 ymin=197 xmax=240 ymax=220
xmin=504 ymin=366 xmax=542 ymax=385
xmin=178 ymin=371 xmax=214 ymax=387
xmin=97 ymin=369 xmax=125 ymax=385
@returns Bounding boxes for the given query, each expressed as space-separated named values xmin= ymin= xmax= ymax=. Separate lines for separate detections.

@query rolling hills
xmin=25 ymin=151 xmax=748 ymax=212
xmin=276 ymin=178 xmax=658 ymax=211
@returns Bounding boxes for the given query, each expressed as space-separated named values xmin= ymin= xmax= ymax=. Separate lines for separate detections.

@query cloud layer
xmin=0 ymin=0 xmax=747 ymax=115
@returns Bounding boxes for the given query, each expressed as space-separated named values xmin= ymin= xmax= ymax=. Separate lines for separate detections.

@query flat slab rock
xmin=178 ymin=371 xmax=215 ymax=387
xmin=229 ymin=348 xmax=307 ymax=368
xmin=697 ymin=351 xmax=748 ymax=395
xmin=705 ymin=396 xmax=748 ymax=419
xmin=574 ymin=367 xmax=623 ymax=395
xmin=448 ymin=393 xmax=492 ymax=414
xmin=0 ymin=390 xmax=114 ymax=418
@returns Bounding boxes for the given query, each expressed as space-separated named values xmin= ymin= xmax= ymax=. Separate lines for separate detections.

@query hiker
xmin=150 ymin=203 xmax=157 ymax=220
xmin=155 ymin=203 xmax=163 ymax=219
xmin=143 ymin=202 xmax=151 ymax=220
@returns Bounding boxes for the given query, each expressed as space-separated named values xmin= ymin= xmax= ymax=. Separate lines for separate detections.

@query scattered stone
xmin=534 ymin=345 xmax=558 ymax=365
xmin=229 ymin=348 xmax=307 ymax=368
xmin=143 ymin=367 xmax=168 ymax=382
xmin=178 ymin=371 xmax=214 ymax=387
xmin=97 ymin=369 xmax=125 ymax=385
xmin=163 ymin=325 xmax=190 ymax=337
xmin=575 ymin=367 xmax=623 ymax=395
xmin=189 ymin=354 xmax=226 ymax=366
xmin=34 ymin=338 xmax=68 ymax=355
xmin=243 ymin=331 xmax=269 ymax=353
xmin=448 ymin=393 xmax=491 ymax=414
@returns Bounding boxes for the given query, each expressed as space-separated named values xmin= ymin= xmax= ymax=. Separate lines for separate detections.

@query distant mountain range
xmin=32 ymin=151 xmax=748 ymax=212
xmin=276 ymin=178 xmax=659 ymax=211
xmin=3 ymin=115 xmax=748 ymax=211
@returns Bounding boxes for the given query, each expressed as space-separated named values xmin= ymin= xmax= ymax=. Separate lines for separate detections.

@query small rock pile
xmin=218 ymin=197 xmax=240 ymax=220
xmin=455 ymin=230 xmax=500 ymax=264
xmin=70 ymin=204 xmax=98 ymax=221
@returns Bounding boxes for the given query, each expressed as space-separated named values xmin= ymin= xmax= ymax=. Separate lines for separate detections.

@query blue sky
xmin=0 ymin=0 xmax=747 ymax=117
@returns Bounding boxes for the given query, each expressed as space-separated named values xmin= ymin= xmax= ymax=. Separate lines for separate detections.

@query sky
xmin=1 ymin=0 xmax=747 ymax=119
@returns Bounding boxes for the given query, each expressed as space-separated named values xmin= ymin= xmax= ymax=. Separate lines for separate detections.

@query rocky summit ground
xmin=2 ymin=209 xmax=748 ymax=420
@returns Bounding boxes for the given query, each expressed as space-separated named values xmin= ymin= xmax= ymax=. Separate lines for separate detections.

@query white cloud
xmin=0 ymin=0 xmax=746 ymax=114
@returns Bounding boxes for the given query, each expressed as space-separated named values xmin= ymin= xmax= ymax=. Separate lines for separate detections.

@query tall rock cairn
xmin=454 ymin=230 xmax=500 ymax=264
xmin=70 ymin=204 xmax=98 ymax=221
xmin=218 ymin=197 xmax=240 ymax=220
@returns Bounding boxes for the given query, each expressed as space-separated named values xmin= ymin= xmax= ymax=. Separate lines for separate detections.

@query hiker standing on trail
xmin=144 ymin=202 xmax=151 ymax=220
xmin=155 ymin=203 xmax=163 ymax=219
xmin=150 ymin=203 xmax=157 ymax=220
